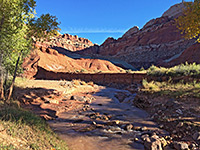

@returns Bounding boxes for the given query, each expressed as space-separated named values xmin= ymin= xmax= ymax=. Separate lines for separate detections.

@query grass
xmin=0 ymin=101 xmax=68 ymax=150
xmin=147 ymin=63 xmax=200 ymax=77
xmin=141 ymin=79 xmax=200 ymax=98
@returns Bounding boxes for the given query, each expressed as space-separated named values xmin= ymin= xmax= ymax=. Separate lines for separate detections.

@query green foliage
xmin=147 ymin=63 xmax=200 ymax=77
xmin=141 ymin=79 xmax=200 ymax=98
xmin=29 ymin=13 xmax=60 ymax=40
xmin=125 ymin=69 xmax=132 ymax=73
xmin=0 ymin=0 xmax=60 ymax=99
xmin=176 ymin=1 xmax=200 ymax=42
xmin=0 ymin=0 xmax=60 ymax=75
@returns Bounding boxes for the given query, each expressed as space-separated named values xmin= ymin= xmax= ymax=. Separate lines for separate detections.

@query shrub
xmin=147 ymin=63 xmax=200 ymax=77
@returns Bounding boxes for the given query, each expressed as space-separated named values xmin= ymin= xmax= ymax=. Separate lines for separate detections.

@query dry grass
xmin=0 ymin=102 xmax=68 ymax=150
xmin=141 ymin=79 xmax=200 ymax=98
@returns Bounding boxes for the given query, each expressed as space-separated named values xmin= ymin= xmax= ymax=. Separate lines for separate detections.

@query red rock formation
xmin=22 ymin=46 xmax=125 ymax=79
xmin=35 ymin=33 xmax=94 ymax=52
xmin=78 ymin=3 xmax=197 ymax=69
xmin=163 ymin=43 xmax=200 ymax=67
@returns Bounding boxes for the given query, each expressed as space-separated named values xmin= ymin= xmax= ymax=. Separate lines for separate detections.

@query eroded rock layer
xmin=78 ymin=3 xmax=199 ymax=69
xmin=22 ymin=46 xmax=125 ymax=79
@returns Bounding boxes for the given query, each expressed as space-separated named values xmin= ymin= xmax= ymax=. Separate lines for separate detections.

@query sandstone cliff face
xmin=164 ymin=43 xmax=200 ymax=67
xmin=22 ymin=46 xmax=125 ymax=79
xmin=36 ymin=33 xmax=94 ymax=52
xmin=78 ymin=3 xmax=197 ymax=69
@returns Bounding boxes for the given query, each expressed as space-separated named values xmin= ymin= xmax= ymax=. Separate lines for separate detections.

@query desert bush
xmin=125 ymin=69 xmax=132 ymax=73
xmin=147 ymin=63 xmax=200 ymax=77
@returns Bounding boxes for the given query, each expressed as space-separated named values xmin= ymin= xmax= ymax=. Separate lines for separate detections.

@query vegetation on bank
xmin=0 ymin=101 xmax=68 ymax=150
xmin=0 ymin=0 xmax=60 ymax=101
xmin=141 ymin=79 xmax=200 ymax=98
xmin=147 ymin=63 xmax=200 ymax=77
xmin=138 ymin=63 xmax=200 ymax=98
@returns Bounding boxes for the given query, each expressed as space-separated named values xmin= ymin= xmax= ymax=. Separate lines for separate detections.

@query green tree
xmin=176 ymin=0 xmax=200 ymax=42
xmin=0 ymin=0 xmax=60 ymax=100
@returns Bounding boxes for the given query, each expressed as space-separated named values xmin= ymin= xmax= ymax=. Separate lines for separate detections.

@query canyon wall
xmin=77 ymin=3 xmax=199 ymax=69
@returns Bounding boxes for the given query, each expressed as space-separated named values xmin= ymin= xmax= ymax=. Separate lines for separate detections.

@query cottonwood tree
xmin=176 ymin=0 xmax=200 ymax=42
xmin=0 ymin=0 xmax=60 ymax=101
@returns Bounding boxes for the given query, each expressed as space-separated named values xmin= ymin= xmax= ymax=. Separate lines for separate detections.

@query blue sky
xmin=35 ymin=0 xmax=191 ymax=45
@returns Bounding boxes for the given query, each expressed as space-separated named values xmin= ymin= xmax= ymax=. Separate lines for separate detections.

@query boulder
xmin=142 ymin=134 xmax=163 ymax=150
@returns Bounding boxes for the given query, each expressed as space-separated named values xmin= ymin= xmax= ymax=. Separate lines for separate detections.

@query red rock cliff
xmin=78 ymin=3 xmax=199 ymax=69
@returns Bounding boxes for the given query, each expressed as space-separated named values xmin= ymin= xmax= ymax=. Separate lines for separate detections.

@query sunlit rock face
xmin=35 ymin=33 xmax=94 ymax=52
xmin=78 ymin=3 xmax=199 ymax=69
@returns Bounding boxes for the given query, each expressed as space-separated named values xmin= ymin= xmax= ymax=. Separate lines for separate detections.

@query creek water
xmin=48 ymin=88 xmax=167 ymax=150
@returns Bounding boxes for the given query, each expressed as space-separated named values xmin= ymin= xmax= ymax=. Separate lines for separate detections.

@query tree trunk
xmin=4 ymin=70 xmax=8 ymax=92
xmin=0 ymin=15 xmax=5 ymax=100
xmin=7 ymin=51 xmax=22 ymax=101
xmin=0 ymin=15 xmax=5 ymax=33
xmin=0 ymin=53 xmax=5 ymax=100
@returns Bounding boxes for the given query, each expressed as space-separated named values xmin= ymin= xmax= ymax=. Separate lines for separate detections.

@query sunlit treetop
xmin=176 ymin=0 xmax=200 ymax=43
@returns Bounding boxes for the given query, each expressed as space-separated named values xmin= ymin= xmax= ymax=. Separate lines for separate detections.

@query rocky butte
xmin=22 ymin=34 xmax=125 ymax=79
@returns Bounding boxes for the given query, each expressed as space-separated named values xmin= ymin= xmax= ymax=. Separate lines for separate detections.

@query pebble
xmin=159 ymin=124 xmax=164 ymax=129
xmin=189 ymin=143 xmax=198 ymax=150
xmin=134 ymin=137 xmax=139 ymax=142
xmin=193 ymin=132 xmax=200 ymax=141
xmin=92 ymin=121 xmax=96 ymax=125
xmin=0 ymin=125 xmax=4 ymax=132
xmin=124 ymin=124 xmax=133 ymax=131
xmin=173 ymin=141 xmax=189 ymax=150
xmin=176 ymin=109 xmax=183 ymax=115
xmin=140 ymin=126 xmax=147 ymax=131
xmin=176 ymin=122 xmax=184 ymax=127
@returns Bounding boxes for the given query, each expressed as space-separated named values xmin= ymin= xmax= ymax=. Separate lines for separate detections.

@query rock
xmin=193 ymin=132 xmax=200 ymax=141
xmin=49 ymin=99 xmax=59 ymax=104
xmin=189 ymin=143 xmax=198 ymax=150
xmin=165 ymin=99 xmax=181 ymax=108
xmin=70 ymin=95 xmax=86 ymax=102
xmin=173 ymin=141 xmax=189 ymax=150
xmin=140 ymin=126 xmax=147 ymax=131
xmin=141 ymin=134 xmax=150 ymax=141
xmin=176 ymin=122 xmax=184 ymax=128
xmin=162 ymin=3 xmax=186 ymax=18
xmin=122 ymin=26 xmax=139 ymax=38
xmin=159 ymin=124 xmax=164 ymax=129
xmin=159 ymin=137 xmax=168 ymax=147
xmin=134 ymin=126 xmax=141 ymax=131
xmin=106 ymin=120 xmax=120 ymax=126
xmin=142 ymin=134 xmax=163 ymax=150
xmin=0 ymin=125 xmax=4 ymax=132
xmin=108 ymin=126 xmax=122 ymax=132
xmin=124 ymin=124 xmax=133 ymax=131
xmin=77 ymin=3 xmax=196 ymax=70
xmin=82 ymin=107 xmax=87 ymax=111
xmin=176 ymin=109 xmax=183 ymax=115
xmin=41 ymin=114 xmax=54 ymax=120
xmin=134 ymin=137 xmax=139 ymax=142
xmin=92 ymin=121 xmax=96 ymax=125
